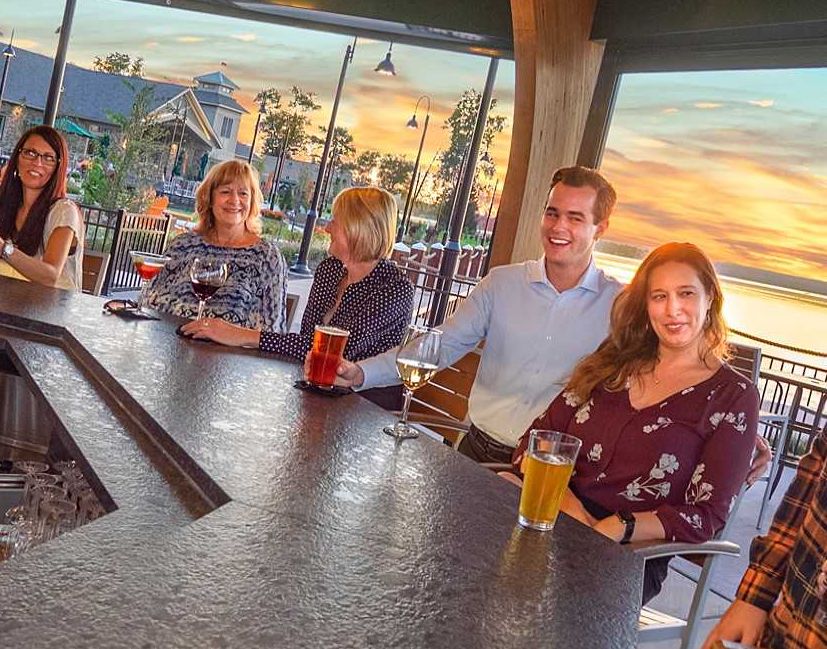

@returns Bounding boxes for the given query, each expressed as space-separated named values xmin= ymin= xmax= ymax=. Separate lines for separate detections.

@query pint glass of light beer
xmin=518 ymin=430 xmax=582 ymax=531
xmin=307 ymin=326 xmax=350 ymax=387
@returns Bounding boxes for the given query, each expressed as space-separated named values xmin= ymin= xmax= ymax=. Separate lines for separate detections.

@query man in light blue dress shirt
xmin=334 ymin=166 xmax=622 ymax=462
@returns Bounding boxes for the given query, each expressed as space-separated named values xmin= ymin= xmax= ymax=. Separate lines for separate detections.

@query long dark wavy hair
xmin=0 ymin=126 xmax=69 ymax=255
xmin=566 ymin=242 xmax=729 ymax=403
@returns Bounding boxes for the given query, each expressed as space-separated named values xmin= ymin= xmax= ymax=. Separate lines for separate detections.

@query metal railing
xmin=106 ymin=212 xmax=173 ymax=293
xmin=80 ymin=205 xmax=173 ymax=294
xmin=757 ymin=353 xmax=826 ymax=465
xmin=393 ymin=259 xmax=477 ymax=327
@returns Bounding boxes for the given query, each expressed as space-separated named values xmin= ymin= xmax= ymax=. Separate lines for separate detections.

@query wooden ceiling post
xmin=490 ymin=0 xmax=605 ymax=267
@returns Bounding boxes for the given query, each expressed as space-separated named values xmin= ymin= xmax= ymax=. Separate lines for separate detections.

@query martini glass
xmin=129 ymin=251 xmax=170 ymax=312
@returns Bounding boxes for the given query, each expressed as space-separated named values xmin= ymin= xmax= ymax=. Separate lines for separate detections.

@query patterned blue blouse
xmin=144 ymin=232 xmax=288 ymax=332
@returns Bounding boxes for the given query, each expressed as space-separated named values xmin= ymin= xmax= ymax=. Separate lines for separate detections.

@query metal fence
xmin=81 ymin=204 xmax=123 ymax=255
xmin=757 ymin=353 xmax=826 ymax=466
xmin=106 ymin=212 xmax=173 ymax=293
xmin=80 ymin=205 xmax=172 ymax=294
xmin=392 ymin=259 xmax=477 ymax=327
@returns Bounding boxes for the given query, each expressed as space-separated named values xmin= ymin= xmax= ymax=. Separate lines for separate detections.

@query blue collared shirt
xmin=360 ymin=257 xmax=622 ymax=447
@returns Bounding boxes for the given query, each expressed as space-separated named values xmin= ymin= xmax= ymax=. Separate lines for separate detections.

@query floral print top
xmin=514 ymin=364 xmax=760 ymax=543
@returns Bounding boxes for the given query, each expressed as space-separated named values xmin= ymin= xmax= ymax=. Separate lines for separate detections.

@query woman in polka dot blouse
xmin=182 ymin=186 xmax=414 ymax=366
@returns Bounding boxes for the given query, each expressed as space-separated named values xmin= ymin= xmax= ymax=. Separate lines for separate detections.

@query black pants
xmin=456 ymin=425 xmax=515 ymax=464
xmin=576 ymin=490 xmax=670 ymax=605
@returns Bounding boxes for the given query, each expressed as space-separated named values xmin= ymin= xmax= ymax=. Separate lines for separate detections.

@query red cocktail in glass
xmin=129 ymin=251 xmax=170 ymax=312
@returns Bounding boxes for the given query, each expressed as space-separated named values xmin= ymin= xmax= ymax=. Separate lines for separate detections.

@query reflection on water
xmin=595 ymin=252 xmax=827 ymax=367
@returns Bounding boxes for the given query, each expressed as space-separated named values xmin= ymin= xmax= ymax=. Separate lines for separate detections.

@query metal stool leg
xmin=757 ymin=418 xmax=789 ymax=530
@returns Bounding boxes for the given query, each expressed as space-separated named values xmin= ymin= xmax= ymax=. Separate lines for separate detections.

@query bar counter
xmin=0 ymin=277 xmax=643 ymax=648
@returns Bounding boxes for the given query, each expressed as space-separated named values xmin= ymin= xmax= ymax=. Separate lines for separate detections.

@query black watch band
xmin=616 ymin=510 xmax=636 ymax=545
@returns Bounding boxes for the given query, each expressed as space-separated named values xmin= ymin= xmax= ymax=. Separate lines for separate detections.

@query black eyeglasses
xmin=20 ymin=148 xmax=59 ymax=167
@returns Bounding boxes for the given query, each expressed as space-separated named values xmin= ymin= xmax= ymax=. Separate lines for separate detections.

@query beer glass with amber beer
xmin=307 ymin=326 xmax=350 ymax=388
xmin=518 ymin=430 xmax=582 ymax=531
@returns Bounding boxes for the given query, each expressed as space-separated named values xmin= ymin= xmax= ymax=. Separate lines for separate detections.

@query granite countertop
xmin=0 ymin=277 xmax=643 ymax=648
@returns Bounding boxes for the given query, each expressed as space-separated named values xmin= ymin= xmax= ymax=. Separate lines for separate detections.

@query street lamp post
xmin=482 ymin=177 xmax=499 ymax=247
xmin=291 ymin=37 xmax=357 ymax=276
xmin=269 ymin=120 xmax=293 ymax=209
xmin=248 ymin=100 xmax=265 ymax=164
xmin=429 ymin=57 xmax=499 ymax=326
xmin=398 ymin=95 xmax=431 ymax=241
xmin=44 ymin=0 xmax=77 ymax=126
xmin=0 ymin=31 xmax=16 ymax=151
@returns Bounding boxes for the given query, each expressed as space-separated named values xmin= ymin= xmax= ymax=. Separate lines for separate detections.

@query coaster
xmin=293 ymin=379 xmax=351 ymax=397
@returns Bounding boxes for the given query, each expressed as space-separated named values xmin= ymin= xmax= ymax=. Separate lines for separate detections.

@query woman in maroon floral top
xmin=513 ymin=242 xmax=759 ymax=602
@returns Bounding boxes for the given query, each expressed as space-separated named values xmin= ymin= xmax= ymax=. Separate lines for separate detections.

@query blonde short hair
xmin=195 ymin=160 xmax=263 ymax=235
xmin=331 ymin=187 xmax=397 ymax=262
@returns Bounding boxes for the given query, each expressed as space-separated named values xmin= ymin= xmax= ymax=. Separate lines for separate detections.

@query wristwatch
xmin=616 ymin=510 xmax=636 ymax=544
xmin=1 ymin=240 xmax=14 ymax=261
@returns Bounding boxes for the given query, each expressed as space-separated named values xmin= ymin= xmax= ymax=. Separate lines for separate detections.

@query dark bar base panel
xmin=0 ymin=277 xmax=642 ymax=648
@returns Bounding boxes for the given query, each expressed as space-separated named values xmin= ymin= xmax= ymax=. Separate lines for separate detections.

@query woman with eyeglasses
xmin=0 ymin=126 xmax=84 ymax=290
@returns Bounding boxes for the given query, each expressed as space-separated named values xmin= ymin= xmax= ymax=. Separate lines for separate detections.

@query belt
xmin=468 ymin=424 xmax=515 ymax=458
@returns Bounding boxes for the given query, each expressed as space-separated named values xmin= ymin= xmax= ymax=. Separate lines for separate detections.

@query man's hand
xmin=303 ymin=354 xmax=365 ymax=388
xmin=334 ymin=358 xmax=365 ymax=388
xmin=702 ymin=599 xmax=767 ymax=649
xmin=746 ymin=436 xmax=772 ymax=487
xmin=180 ymin=318 xmax=260 ymax=347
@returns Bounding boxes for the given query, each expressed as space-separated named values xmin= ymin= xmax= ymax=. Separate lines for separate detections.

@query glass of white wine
xmin=384 ymin=324 xmax=442 ymax=440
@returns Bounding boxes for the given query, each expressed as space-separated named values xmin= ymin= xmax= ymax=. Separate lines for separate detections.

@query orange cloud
xmin=600 ymin=148 xmax=827 ymax=281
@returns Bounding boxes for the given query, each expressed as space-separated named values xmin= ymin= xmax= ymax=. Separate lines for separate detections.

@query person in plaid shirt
xmin=703 ymin=428 xmax=827 ymax=649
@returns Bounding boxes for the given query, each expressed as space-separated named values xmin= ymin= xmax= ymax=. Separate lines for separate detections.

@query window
xmin=598 ymin=67 xmax=827 ymax=285
xmin=220 ymin=116 xmax=234 ymax=139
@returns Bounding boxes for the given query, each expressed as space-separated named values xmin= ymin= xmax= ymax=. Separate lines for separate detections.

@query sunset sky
xmin=0 ymin=0 xmax=515 ymax=184
xmin=3 ymin=2 xmax=825 ymax=284
xmin=603 ymin=69 xmax=827 ymax=283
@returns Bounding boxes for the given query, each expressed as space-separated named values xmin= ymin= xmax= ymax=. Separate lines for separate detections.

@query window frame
xmin=577 ymin=39 xmax=827 ymax=168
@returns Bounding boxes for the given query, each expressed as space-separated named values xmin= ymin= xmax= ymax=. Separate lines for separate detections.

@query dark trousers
xmin=456 ymin=425 xmax=515 ymax=464
xmin=576 ymin=489 xmax=670 ymax=605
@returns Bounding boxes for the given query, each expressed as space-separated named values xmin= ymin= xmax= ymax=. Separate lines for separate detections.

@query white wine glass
xmin=189 ymin=258 xmax=228 ymax=320
xmin=383 ymin=324 xmax=442 ymax=440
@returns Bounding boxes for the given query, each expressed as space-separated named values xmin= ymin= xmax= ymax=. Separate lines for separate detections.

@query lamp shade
xmin=406 ymin=115 xmax=418 ymax=129
xmin=374 ymin=52 xmax=396 ymax=76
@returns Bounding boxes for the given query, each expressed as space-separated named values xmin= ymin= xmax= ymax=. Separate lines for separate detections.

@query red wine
xmin=191 ymin=280 xmax=220 ymax=301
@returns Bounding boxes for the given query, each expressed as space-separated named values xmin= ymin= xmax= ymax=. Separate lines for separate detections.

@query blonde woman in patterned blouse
xmin=144 ymin=160 xmax=287 ymax=332
xmin=513 ymin=242 xmax=760 ymax=603
xmin=183 ymin=186 xmax=414 ymax=364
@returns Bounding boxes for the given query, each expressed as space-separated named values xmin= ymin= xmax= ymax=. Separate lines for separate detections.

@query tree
xmin=310 ymin=125 xmax=356 ymax=164
xmin=434 ymin=89 xmax=507 ymax=234
xmin=81 ymin=85 xmax=166 ymax=210
xmin=257 ymin=85 xmax=320 ymax=158
xmin=378 ymin=154 xmax=413 ymax=195
xmin=352 ymin=150 xmax=381 ymax=185
xmin=92 ymin=52 xmax=144 ymax=77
